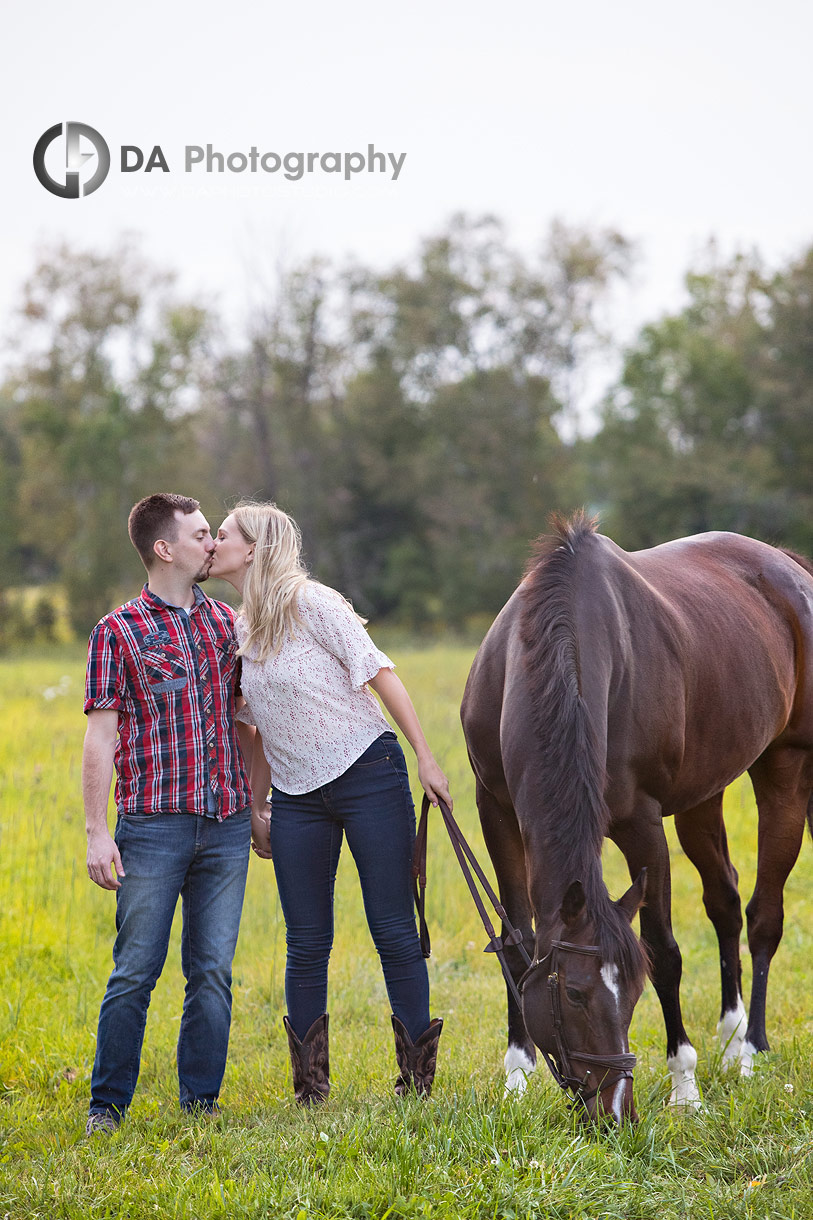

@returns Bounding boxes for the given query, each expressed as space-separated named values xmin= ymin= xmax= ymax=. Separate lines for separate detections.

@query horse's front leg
xmin=476 ymin=780 xmax=537 ymax=1095
xmin=674 ymin=794 xmax=745 ymax=1066
xmin=611 ymin=799 xmax=700 ymax=1108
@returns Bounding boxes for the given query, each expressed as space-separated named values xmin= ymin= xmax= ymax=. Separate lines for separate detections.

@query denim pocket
xmin=353 ymin=732 xmax=397 ymax=767
xmin=114 ymin=811 xmax=159 ymax=847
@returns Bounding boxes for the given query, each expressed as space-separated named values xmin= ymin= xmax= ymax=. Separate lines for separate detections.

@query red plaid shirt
xmin=84 ymin=584 xmax=251 ymax=819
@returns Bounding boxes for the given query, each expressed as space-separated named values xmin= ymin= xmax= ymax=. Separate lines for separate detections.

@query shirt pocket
xmin=218 ymin=636 xmax=238 ymax=671
xmin=209 ymin=636 xmax=239 ymax=693
xmin=140 ymin=632 xmax=189 ymax=694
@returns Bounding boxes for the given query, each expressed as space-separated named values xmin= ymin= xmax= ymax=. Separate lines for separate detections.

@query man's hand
xmin=83 ymin=709 xmax=122 ymax=891
xmin=87 ymin=829 xmax=125 ymax=890
xmin=251 ymin=803 xmax=272 ymax=860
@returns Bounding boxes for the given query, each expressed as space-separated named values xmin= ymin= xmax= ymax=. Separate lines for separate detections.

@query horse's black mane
xmin=519 ymin=511 xmax=647 ymax=985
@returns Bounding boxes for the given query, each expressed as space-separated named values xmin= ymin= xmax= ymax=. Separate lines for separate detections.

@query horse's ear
xmin=560 ymin=880 xmax=586 ymax=928
xmin=617 ymin=868 xmax=647 ymax=923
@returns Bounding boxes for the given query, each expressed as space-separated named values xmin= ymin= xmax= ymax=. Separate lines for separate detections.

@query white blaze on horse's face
xmin=601 ymin=962 xmax=620 ymax=1008
xmin=610 ymin=1078 xmax=628 ymax=1124
xmin=599 ymin=961 xmax=628 ymax=1122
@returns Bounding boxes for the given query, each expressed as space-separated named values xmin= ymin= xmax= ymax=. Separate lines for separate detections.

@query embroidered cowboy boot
xmin=283 ymin=1013 xmax=330 ymax=1105
xmin=391 ymin=1015 xmax=443 ymax=1096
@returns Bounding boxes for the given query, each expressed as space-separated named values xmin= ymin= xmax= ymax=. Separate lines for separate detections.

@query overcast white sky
xmin=5 ymin=0 xmax=813 ymax=392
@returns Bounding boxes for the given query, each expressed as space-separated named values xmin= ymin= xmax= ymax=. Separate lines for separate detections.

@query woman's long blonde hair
xmin=232 ymin=501 xmax=310 ymax=662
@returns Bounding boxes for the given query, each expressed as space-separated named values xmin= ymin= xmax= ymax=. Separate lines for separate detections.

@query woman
xmin=209 ymin=501 xmax=451 ymax=1105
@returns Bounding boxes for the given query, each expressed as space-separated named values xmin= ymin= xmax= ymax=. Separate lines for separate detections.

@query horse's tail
xmin=782 ymin=547 xmax=813 ymax=844
xmin=519 ymin=512 xmax=646 ymax=983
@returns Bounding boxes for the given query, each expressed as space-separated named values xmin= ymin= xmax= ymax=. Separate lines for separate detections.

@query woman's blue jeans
xmin=270 ymin=732 xmax=430 ymax=1042
xmin=89 ymin=808 xmax=251 ymax=1118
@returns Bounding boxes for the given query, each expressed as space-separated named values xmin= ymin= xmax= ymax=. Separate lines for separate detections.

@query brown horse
xmin=461 ymin=513 xmax=813 ymax=1122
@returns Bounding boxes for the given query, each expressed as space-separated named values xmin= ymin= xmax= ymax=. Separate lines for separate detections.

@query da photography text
xmin=33 ymin=123 xmax=407 ymax=199
xmin=176 ymin=144 xmax=407 ymax=181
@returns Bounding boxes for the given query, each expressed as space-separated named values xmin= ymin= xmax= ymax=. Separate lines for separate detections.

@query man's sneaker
xmin=85 ymin=1110 xmax=120 ymax=1136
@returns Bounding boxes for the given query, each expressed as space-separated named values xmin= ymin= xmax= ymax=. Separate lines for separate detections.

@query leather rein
xmin=413 ymin=795 xmax=636 ymax=1108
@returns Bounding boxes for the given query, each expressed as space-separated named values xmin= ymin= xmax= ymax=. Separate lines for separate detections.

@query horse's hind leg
xmin=475 ymin=779 xmax=537 ymax=1095
xmin=742 ymin=748 xmax=810 ymax=1074
xmin=674 ymin=794 xmax=745 ymax=1064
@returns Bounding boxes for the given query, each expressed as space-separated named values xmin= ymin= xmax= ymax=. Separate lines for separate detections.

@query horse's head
xmin=520 ymin=870 xmax=648 ymax=1124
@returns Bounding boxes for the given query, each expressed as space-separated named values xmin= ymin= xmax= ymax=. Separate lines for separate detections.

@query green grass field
xmin=1 ymin=644 xmax=812 ymax=1219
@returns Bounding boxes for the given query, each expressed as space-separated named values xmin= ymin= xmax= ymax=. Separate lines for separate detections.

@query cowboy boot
xmin=391 ymin=1015 xmax=443 ymax=1096
xmin=283 ymin=1013 xmax=330 ymax=1105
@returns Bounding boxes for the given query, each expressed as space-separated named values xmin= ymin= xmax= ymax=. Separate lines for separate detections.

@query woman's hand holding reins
xmin=418 ymin=754 xmax=453 ymax=812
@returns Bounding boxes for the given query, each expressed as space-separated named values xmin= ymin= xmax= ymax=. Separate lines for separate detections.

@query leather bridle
xmin=518 ymin=940 xmax=637 ymax=1105
xmin=413 ymin=795 xmax=636 ymax=1112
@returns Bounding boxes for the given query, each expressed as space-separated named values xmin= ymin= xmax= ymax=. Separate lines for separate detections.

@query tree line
xmin=2 ymin=216 xmax=813 ymax=638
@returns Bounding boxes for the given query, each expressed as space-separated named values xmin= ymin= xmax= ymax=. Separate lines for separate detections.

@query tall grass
xmin=0 ymin=646 xmax=811 ymax=1219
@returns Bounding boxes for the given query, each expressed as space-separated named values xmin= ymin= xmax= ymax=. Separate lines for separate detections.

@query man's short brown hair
xmin=128 ymin=494 xmax=201 ymax=570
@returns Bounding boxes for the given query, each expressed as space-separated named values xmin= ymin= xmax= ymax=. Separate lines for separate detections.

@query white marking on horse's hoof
xmin=667 ymin=1043 xmax=701 ymax=1108
xmin=717 ymin=998 xmax=747 ymax=1065
xmin=504 ymin=1045 xmax=536 ymax=1095
xmin=738 ymin=1040 xmax=759 ymax=1076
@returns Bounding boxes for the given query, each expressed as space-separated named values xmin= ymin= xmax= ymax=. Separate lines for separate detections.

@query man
xmin=83 ymin=493 xmax=253 ymax=1133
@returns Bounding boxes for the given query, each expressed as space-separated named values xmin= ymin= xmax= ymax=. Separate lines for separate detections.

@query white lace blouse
xmin=235 ymin=582 xmax=394 ymax=794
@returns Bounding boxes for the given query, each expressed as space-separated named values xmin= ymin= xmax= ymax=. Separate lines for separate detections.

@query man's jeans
xmin=270 ymin=732 xmax=430 ymax=1043
xmin=89 ymin=809 xmax=251 ymax=1118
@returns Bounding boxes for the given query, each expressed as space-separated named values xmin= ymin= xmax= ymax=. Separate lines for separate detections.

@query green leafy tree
xmin=748 ymin=247 xmax=813 ymax=549
xmin=3 ymin=217 xmax=635 ymax=633
xmin=6 ymin=240 xmax=213 ymax=633
xmin=592 ymin=248 xmax=794 ymax=547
